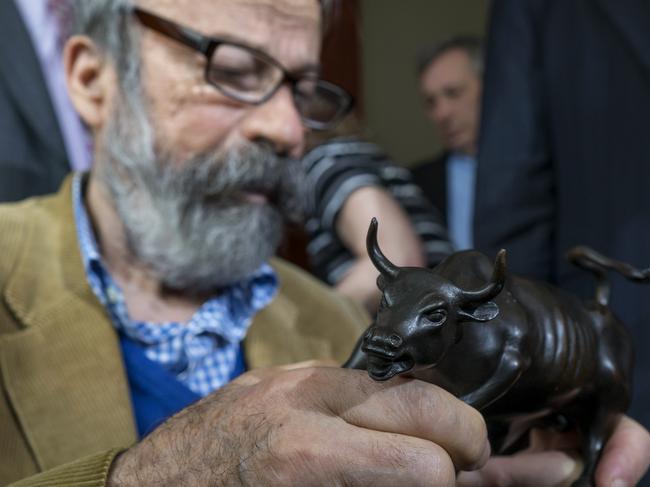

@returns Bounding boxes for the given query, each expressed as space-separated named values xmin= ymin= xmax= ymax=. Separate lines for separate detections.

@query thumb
xmin=457 ymin=451 xmax=582 ymax=487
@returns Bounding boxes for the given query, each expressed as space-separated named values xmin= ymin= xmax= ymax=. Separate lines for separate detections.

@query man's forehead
xmin=137 ymin=0 xmax=321 ymax=41
xmin=136 ymin=0 xmax=322 ymax=71
xmin=427 ymin=50 xmax=474 ymax=78
xmin=421 ymin=50 xmax=477 ymax=89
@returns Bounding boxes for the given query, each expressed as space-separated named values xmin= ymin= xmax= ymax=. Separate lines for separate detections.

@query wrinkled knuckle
xmin=251 ymin=375 xmax=290 ymax=403
xmin=263 ymin=368 xmax=316 ymax=395
xmin=459 ymin=408 xmax=489 ymax=468
xmin=283 ymin=368 xmax=331 ymax=403
xmin=374 ymin=440 xmax=456 ymax=486
xmin=370 ymin=440 xmax=413 ymax=471
xmin=265 ymin=428 xmax=323 ymax=480
xmin=406 ymin=380 xmax=445 ymax=411
xmin=426 ymin=451 xmax=457 ymax=487
xmin=467 ymin=406 xmax=488 ymax=445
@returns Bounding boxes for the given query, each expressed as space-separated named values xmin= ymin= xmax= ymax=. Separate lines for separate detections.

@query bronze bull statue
xmin=344 ymin=218 xmax=649 ymax=487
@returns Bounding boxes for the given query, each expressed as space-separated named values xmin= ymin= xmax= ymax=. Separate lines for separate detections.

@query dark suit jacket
xmin=412 ymin=151 xmax=449 ymax=225
xmin=474 ymin=0 xmax=650 ymax=442
xmin=0 ymin=1 xmax=69 ymax=202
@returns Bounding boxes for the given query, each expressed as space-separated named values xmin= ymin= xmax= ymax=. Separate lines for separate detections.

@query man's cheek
xmin=155 ymin=106 xmax=241 ymax=162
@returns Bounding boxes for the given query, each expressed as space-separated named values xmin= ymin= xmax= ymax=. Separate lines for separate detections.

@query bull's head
xmin=362 ymin=218 xmax=507 ymax=381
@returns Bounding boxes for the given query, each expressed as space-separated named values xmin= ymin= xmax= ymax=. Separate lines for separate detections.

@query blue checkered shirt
xmin=72 ymin=174 xmax=278 ymax=397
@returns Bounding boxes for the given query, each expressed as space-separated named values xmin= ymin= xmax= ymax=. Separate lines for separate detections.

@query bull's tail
xmin=567 ymin=246 xmax=650 ymax=307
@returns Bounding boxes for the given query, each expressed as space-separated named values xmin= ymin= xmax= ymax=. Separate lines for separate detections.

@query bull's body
xmin=345 ymin=220 xmax=643 ymax=487
xmin=413 ymin=252 xmax=632 ymax=422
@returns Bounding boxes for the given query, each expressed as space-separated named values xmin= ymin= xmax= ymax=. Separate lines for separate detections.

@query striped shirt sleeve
xmin=302 ymin=138 xmax=454 ymax=285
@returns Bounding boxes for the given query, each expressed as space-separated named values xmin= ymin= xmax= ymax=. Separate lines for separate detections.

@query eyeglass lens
xmin=294 ymin=79 xmax=349 ymax=127
xmin=208 ymin=44 xmax=283 ymax=104
xmin=207 ymin=44 xmax=350 ymax=127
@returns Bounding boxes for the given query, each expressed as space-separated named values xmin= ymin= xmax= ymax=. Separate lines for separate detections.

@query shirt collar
xmin=73 ymin=173 xmax=102 ymax=267
xmin=71 ymin=172 xmax=278 ymax=343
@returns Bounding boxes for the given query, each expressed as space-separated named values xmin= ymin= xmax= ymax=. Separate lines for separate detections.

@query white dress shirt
xmin=446 ymin=152 xmax=477 ymax=250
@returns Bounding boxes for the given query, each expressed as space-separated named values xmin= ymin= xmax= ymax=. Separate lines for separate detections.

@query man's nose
xmin=239 ymin=85 xmax=306 ymax=158
xmin=433 ymin=100 xmax=454 ymax=125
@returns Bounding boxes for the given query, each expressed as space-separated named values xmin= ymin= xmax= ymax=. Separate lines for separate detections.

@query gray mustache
xmin=166 ymin=146 xmax=300 ymax=199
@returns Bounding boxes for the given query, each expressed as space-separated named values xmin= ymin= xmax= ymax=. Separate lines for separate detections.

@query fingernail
xmin=611 ymin=480 xmax=629 ymax=487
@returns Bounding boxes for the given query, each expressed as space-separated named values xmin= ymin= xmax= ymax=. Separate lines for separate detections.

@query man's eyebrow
xmin=203 ymin=32 xmax=258 ymax=48
xmin=201 ymin=33 xmax=321 ymax=75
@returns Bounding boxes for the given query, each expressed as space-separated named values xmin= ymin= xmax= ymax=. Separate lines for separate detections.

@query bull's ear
xmin=458 ymin=301 xmax=499 ymax=322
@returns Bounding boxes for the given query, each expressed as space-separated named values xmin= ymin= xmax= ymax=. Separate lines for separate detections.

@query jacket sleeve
xmin=8 ymin=449 xmax=124 ymax=487
xmin=473 ymin=0 xmax=556 ymax=281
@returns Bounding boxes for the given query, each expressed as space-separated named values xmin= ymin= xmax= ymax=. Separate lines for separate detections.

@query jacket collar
xmin=0 ymin=176 xmax=334 ymax=470
xmin=245 ymin=259 xmax=342 ymax=369
xmin=1 ymin=176 xmax=137 ymax=471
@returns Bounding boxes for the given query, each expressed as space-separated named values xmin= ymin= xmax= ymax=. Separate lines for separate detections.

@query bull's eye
xmin=424 ymin=309 xmax=447 ymax=325
xmin=379 ymin=294 xmax=389 ymax=310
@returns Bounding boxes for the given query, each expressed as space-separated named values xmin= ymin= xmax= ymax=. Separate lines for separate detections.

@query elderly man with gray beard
xmin=0 ymin=1 xmax=648 ymax=486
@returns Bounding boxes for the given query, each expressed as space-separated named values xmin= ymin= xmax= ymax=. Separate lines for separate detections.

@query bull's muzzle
xmin=362 ymin=330 xmax=414 ymax=381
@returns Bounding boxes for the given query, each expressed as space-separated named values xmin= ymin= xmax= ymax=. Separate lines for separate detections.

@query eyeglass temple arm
xmin=133 ymin=8 xmax=210 ymax=55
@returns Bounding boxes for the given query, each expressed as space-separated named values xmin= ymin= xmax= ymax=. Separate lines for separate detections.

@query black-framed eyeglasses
xmin=132 ymin=7 xmax=353 ymax=130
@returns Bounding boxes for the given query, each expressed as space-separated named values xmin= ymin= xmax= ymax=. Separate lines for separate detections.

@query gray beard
xmin=98 ymin=96 xmax=305 ymax=295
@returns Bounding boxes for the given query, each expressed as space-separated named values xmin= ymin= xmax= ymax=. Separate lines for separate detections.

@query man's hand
xmin=108 ymin=365 xmax=490 ymax=486
xmin=457 ymin=415 xmax=650 ymax=486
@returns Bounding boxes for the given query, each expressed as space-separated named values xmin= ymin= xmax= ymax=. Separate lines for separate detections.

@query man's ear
xmin=63 ymin=35 xmax=115 ymax=129
xmin=458 ymin=301 xmax=500 ymax=323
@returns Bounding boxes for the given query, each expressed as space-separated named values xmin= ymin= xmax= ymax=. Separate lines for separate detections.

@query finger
xmin=457 ymin=451 xmax=582 ymax=487
xmin=595 ymin=415 xmax=650 ymax=487
xmin=319 ymin=368 xmax=490 ymax=471
xmin=327 ymin=428 xmax=458 ymax=487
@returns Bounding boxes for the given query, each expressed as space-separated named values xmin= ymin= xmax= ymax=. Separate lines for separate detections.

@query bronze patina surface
xmin=345 ymin=218 xmax=649 ymax=486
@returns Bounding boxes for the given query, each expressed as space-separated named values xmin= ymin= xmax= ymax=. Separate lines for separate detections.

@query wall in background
xmin=360 ymin=0 xmax=490 ymax=167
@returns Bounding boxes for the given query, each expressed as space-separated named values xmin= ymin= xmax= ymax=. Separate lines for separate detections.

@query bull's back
xmin=437 ymin=251 xmax=624 ymax=414
xmin=498 ymin=276 xmax=628 ymax=416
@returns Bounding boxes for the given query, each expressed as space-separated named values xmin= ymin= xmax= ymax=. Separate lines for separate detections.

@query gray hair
xmin=417 ymin=35 xmax=484 ymax=78
xmin=73 ymin=0 xmax=138 ymax=75
xmin=73 ymin=0 xmax=338 ymax=62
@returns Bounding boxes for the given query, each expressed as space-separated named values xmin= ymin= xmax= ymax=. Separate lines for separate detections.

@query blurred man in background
xmin=413 ymin=36 xmax=483 ymax=250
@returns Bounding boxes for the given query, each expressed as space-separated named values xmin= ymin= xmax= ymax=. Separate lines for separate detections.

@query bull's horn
xmin=366 ymin=218 xmax=399 ymax=279
xmin=460 ymin=249 xmax=507 ymax=303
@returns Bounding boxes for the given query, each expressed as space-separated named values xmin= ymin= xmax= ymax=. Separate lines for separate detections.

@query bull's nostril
xmin=389 ymin=334 xmax=403 ymax=348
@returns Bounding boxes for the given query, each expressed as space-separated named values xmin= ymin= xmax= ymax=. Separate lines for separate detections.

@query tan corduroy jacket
xmin=0 ymin=177 xmax=369 ymax=486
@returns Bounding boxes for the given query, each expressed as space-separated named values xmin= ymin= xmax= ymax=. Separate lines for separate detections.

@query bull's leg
xmin=572 ymin=330 xmax=632 ymax=487
xmin=571 ymin=395 xmax=625 ymax=487
xmin=460 ymin=347 xmax=525 ymax=410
